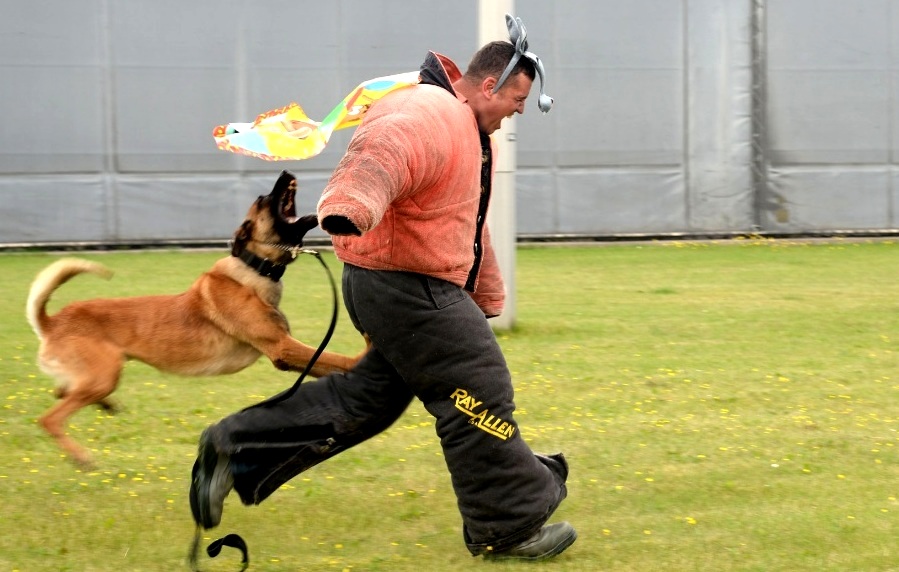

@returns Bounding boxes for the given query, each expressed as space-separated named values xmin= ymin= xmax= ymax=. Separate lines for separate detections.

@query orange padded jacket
xmin=317 ymin=52 xmax=504 ymax=317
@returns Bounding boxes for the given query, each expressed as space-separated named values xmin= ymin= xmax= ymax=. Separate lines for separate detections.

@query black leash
xmin=188 ymin=249 xmax=338 ymax=571
xmin=189 ymin=527 xmax=249 ymax=571
xmin=240 ymin=249 xmax=339 ymax=411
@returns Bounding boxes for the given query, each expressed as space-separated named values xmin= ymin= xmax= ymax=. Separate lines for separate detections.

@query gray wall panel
xmin=518 ymin=0 xmax=684 ymax=169
xmin=763 ymin=0 xmax=896 ymax=231
xmin=0 ymin=177 xmax=108 ymax=242
xmin=0 ymin=66 xmax=107 ymax=173
xmin=553 ymin=0 xmax=682 ymax=68
xmin=767 ymin=0 xmax=894 ymax=165
xmin=548 ymin=70 xmax=683 ymax=168
xmin=114 ymin=173 xmax=335 ymax=242
xmin=767 ymin=70 xmax=890 ymax=165
xmin=556 ymin=169 xmax=685 ymax=234
xmin=116 ymin=177 xmax=249 ymax=240
xmin=109 ymin=0 xmax=243 ymax=173
xmin=685 ymin=0 xmax=753 ymax=231
xmin=3 ymin=0 xmax=897 ymax=245
xmin=765 ymin=168 xmax=892 ymax=231
xmin=768 ymin=0 xmax=891 ymax=69
xmin=0 ymin=1 xmax=103 ymax=66
xmin=109 ymin=1 xmax=240 ymax=67
xmin=517 ymin=171 xmax=557 ymax=235
xmin=0 ymin=1 xmax=106 ymax=174
xmin=114 ymin=66 xmax=238 ymax=172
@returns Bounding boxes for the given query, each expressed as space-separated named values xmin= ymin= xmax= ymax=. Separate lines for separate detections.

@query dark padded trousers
xmin=203 ymin=264 xmax=569 ymax=555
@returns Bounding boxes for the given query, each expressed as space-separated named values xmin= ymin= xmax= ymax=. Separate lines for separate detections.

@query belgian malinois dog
xmin=26 ymin=171 xmax=366 ymax=466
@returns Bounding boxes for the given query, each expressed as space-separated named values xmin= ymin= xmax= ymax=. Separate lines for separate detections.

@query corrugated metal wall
xmin=1 ymin=0 xmax=896 ymax=245
xmin=763 ymin=0 xmax=899 ymax=231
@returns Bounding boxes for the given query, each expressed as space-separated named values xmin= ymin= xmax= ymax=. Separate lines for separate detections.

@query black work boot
xmin=483 ymin=522 xmax=577 ymax=561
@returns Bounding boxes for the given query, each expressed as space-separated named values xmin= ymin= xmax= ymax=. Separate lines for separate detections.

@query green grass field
xmin=1 ymin=239 xmax=898 ymax=571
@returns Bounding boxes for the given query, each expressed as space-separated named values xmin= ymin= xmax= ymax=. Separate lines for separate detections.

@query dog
xmin=26 ymin=170 xmax=367 ymax=466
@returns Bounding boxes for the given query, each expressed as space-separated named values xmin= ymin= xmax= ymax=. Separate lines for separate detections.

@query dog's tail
xmin=26 ymin=258 xmax=113 ymax=339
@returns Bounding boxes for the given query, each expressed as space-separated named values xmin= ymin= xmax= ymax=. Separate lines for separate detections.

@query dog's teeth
xmin=286 ymin=216 xmax=299 ymax=223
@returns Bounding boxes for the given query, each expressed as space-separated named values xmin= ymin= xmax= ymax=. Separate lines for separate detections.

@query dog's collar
xmin=236 ymin=248 xmax=287 ymax=282
xmin=260 ymin=242 xmax=302 ymax=259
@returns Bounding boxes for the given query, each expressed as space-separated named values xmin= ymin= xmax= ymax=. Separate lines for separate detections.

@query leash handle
xmin=207 ymin=534 xmax=249 ymax=570
xmin=189 ymin=525 xmax=249 ymax=572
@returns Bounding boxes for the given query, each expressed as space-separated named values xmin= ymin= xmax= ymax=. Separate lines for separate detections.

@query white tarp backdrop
xmin=1 ymin=0 xmax=896 ymax=244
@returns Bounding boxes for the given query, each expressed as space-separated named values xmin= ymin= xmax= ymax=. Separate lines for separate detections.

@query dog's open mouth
xmin=265 ymin=171 xmax=318 ymax=247
xmin=279 ymin=179 xmax=299 ymax=224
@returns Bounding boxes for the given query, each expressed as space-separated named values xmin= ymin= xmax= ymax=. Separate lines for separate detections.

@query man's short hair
xmin=464 ymin=41 xmax=536 ymax=85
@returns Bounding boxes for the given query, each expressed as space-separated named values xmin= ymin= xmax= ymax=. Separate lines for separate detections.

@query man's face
xmin=478 ymin=72 xmax=533 ymax=134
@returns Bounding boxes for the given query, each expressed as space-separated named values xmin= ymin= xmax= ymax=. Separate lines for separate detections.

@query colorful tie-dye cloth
xmin=213 ymin=71 xmax=420 ymax=161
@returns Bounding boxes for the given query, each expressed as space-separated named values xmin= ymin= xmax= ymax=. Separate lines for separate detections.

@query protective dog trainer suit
xmin=200 ymin=51 xmax=570 ymax=556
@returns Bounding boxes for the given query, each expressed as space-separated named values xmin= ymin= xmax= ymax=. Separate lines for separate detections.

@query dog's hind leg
xmin=96 ymin=398 xmax=120 ymax=413
xmin=56 ymin=385 xmax=119 ymax=413
xmin=40 ymin=390 xmax=100 ymax=467
xmin=39 ymin=347 xmax=124 ymax=467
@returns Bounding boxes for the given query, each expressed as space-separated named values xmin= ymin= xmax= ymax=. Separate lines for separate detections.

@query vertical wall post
xmin=750 ymin=0 xmax=770 ymax=229
xmin=479 ymin=0 xmax=517 ymax=330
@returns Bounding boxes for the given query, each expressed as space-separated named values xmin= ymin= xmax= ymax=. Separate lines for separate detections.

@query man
xmin=191 ymin=19 xmax=575 ymax=561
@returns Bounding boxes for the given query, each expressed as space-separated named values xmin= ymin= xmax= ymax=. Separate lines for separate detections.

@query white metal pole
xmin=479 ymin=0 xmax=517 ymax=330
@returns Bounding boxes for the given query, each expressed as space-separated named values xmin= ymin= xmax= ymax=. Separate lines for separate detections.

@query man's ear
xmin=482 ymin=76 xmax=498 ymax=98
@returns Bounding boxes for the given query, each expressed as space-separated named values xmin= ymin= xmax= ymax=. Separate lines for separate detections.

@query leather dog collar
xmin=237 ymin=248 xmax=286 ymax=282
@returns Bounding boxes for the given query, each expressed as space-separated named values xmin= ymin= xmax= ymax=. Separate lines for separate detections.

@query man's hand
xmin=321 ymin=215 xmax=362 ymax=236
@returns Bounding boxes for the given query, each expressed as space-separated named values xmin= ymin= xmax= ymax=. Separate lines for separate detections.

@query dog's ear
xmin=231 ymin=220 xmax=254 ymax=256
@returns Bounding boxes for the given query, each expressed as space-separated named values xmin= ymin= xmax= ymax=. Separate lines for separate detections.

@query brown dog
xmin=26 ymin=170 xmax=365 ymax=466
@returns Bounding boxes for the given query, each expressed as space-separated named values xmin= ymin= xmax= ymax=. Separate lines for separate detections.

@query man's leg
xmin=343 ymin=266 xmax=572 ymax=556
xmin=192 ymin=346 xmax=413 ymax=525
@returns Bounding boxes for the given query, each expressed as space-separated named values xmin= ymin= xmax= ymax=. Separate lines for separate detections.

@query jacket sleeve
xmin=469 ymin=223 xmax=506 ymax=317
xmin=318 ymin=95 xmax=443 ymax=233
